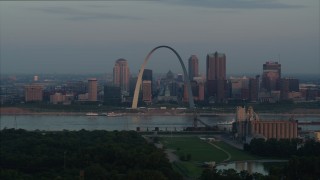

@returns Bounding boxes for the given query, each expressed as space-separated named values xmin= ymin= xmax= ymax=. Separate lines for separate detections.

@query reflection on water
xmin=216 ymin=161 xmax=286 ymax=175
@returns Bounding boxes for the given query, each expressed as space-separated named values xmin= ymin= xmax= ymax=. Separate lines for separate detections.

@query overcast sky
xmin=0 ymin=0 xmax=319 ymax=76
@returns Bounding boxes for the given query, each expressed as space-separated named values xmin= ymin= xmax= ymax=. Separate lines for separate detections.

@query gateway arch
xmin=132 ymin=45 xmax=195 ymax=109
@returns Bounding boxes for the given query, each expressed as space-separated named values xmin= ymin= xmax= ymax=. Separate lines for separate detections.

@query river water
xmin=0 ymin=114 xmax=319 ymax=131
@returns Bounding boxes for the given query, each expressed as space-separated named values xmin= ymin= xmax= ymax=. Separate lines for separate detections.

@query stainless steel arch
xmin=132 ymin=45 xmax=195 ymax=109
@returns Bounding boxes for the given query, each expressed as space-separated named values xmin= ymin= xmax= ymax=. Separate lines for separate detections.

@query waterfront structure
xmin=233 ymin=106 xmax=298 ymax=142
xmin=25 ymin=84 xmax=43 ymax=102
xmin=113 ymin=58 xmax=130 ymax=92
xmin=206 ymin=52 xmax=226 ymax=103
xmin=261 ymin=61 xmax=281 ymax=92
xmin=188 ymin=55 xmax=199 ymax=80
xmin=88 ymin=78 xmax=97 ymax=101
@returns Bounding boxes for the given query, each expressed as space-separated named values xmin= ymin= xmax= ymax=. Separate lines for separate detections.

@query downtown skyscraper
xmin=113 ymin=58 xmax=130 ymax=92
xmin=206 ymin=52 xmax=226 ymax=103
xmin=261 ymin=61 xmax=281 ymax=92
xmin=188 ymin=55 xmax=199 ymax=81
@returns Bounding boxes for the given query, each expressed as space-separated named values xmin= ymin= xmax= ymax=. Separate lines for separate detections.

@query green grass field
xmin=213 ymin=141 xmax=260 ymax=161
xmin=162 ymin=136 xmax=228 ymax=162
xmin=162 ymin=136 xmax=260 ymax=178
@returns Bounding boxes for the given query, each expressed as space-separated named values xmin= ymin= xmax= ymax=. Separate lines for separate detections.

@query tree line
xmin=0 ymin=129 xmax=181 ymax=180
xmin=244 ymin=138 xmax=320 ymax=158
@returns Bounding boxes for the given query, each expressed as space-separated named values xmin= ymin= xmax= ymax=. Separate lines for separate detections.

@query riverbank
xmin=1 ymin=107 xmax=320 ymax=116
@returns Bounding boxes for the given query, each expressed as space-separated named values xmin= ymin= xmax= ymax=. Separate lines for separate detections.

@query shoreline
xmin=1 ymin=112 xmax=320 ymax=117
xmin=1 ymin=107 xmax=320 ymax=116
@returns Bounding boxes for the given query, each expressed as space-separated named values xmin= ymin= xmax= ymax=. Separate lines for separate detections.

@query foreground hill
xmin=0 ymin=129 xmax=181 ymax=180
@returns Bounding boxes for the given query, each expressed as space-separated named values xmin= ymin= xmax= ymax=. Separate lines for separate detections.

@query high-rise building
xmin=249 ymin=76 xmax=259 ymax=102
xmin=113 ymin=58 xmax=130 ymax=92
xmin=261 ymin=61 xmax=281 ymax=92
xmin=206 ymin=52 xmax=226 ymax=102
xmin=188 ymin=55 xmax=199 ymax=80
xmin=142 ymin=69 xmax=152 ymax=81
xmin=142 ymin=80 xmax=152 ymax=103
xmin=206 ymin=52 xmax=226 ymax=81
xmin=88 ymin=78 xmax=97 ymax=101
xmin=25 ymin=84 xmax=43 ymax=102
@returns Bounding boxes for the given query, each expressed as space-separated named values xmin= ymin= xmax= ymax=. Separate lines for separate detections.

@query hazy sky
xmin=0 ymin=0 xmax=319 ymax=76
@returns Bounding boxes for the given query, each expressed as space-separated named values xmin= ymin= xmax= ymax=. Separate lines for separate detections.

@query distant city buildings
xmin=261 ymin=61 xmax=281 ymax=92
xmin=249 ymin=76 xmax=259 ymax=102
xmin=188 ymin=55 xmax=199 ymax=81
xmin=142 ymin=80 xmax=152 ymax=103
xmin=104 ymin=86 xmax=121 ymax=105
xmin=206 ymin=52 xmax=226 ymax=103
xmin=25 ymin=84 xmax=43 ymax=102
xmin=142 ymin=69 xmax=153 ymax=103
xmin=113 ymin=58 xmax=130 ymax=92
xmin=1 ymin=49 xmax=319 ymax=106
xmin=88 ymin=78 xmax=97 ymax=101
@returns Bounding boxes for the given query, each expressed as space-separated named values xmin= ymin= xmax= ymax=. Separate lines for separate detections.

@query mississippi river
xmin=0 ymin=114 xmax=319 ymax=131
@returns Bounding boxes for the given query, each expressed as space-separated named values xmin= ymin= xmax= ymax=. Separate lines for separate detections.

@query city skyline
xmin=0 ymin=0 xmax=319 ymax=75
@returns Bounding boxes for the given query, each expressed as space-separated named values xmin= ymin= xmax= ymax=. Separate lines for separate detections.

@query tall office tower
xmin=142 ymin=80 xmax=152 ymax=103
xmin=261 ymin=61 xmax=281 ymax=92
xmin=206 ymin=52 xmax=226 ymax=103
xmin=280 ymin=78 xmax=290 ymax=100
xmin=142 ymin=69 xmax=153 ymax=81
xmin=113 ymin=58 xmax=130 ymax=92
xmin=249 ymin=75 xmax=259 ymax=102
xmin=188 ymin=55 xmax=199 ymax=80
xmin=88 ymin=78 xmax=97 ymax=101
xmin=25 ymin=84 xmax=43 ymax=102
xmin=206 ymin=52 xmax=226 ymax=80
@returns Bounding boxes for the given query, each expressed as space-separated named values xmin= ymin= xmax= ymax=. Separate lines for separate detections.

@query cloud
xmin=32 ymin=6 xmax=142 ymax=21
xmin=161 ymin=0 xmax=305 ymax=9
